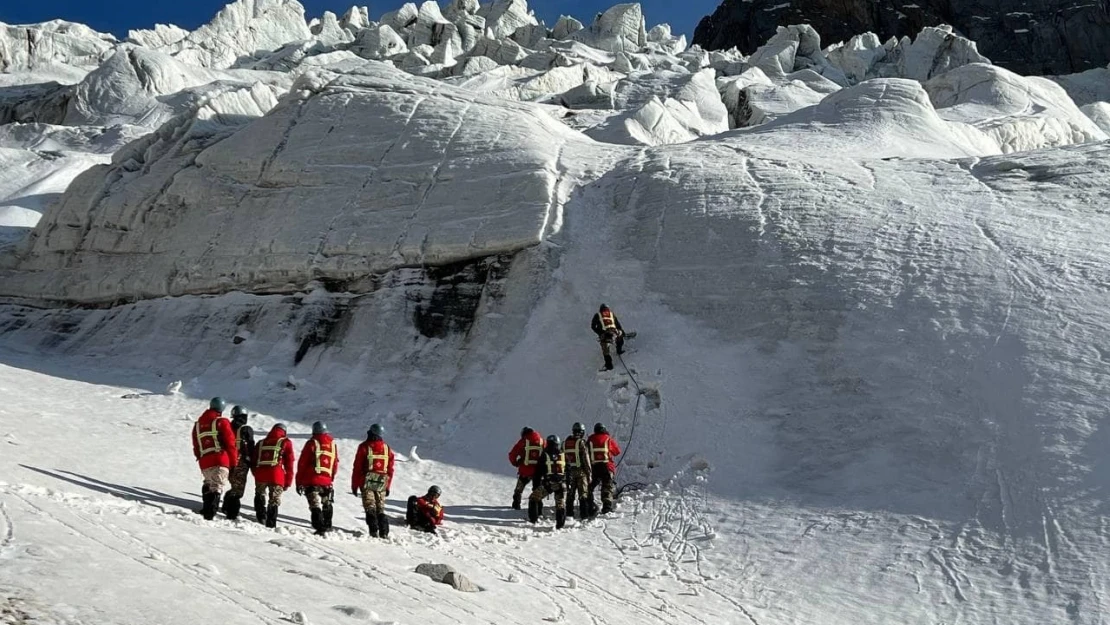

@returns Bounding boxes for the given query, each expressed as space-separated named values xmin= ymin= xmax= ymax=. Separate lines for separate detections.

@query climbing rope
xmin=614 ymin=349 xmax=644 ymax=470
xmin=615 ymin=481 xmax=648 ymax=499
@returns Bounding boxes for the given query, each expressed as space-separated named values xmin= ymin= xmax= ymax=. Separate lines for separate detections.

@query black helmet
xmin=427 ymin=485 xmax=442 ymax=498
xmin=273 ymin=422 xmax=286 ymax=432
xmin=572 ymin=422 xmax=585 ymax=436
xmin=521 ymin=427 xmax=534 ymax=438
xmin=547 ymin=434 xmax=561 ymax=447
xmin=209 ymin=397 xmax=226 ymax=412
xmin=594 ymin=422 xmax=607 ymax=434
xmin=231 ymin=405 xmax=248 ymax=420
xmin=312 ymin=421 xmax=327 ymax=435
xmin=368 ymin=423 xmax=384 ymax=439
xmin=599 ymin=303 xmax=609 ymax=311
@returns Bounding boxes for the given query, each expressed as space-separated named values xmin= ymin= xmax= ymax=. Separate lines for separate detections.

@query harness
xmin=589 ymin=437 xmax=611 ymax=464
xmin=367 ymin=443 xmax=391 ymax=475
xmin=423 ymin=499 xmax=442 ymax=519
xmin=544 ymin=452 xmax=565 ymax=476
xmin=563 ymin=437 xmax=585 ymax=469
xmin=599 ymin=309 xmax=616 ymax=331
xmin=313 ymin=440 xmax=337 ymax=474
xmin=194 ymin=419 xmax=222 ymax=456
xmin=522 ymin=439 xmax=543 ymax=466
xmin=256 ymin=437 xmax=286 ymax=467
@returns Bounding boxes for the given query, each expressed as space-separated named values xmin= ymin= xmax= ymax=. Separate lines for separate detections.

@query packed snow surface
xmin=2 ymin=1 xmax=1110 ymax=624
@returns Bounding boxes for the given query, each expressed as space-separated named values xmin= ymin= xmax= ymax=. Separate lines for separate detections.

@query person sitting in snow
xmin=406 ymin=485 xmax=444 ymax=534
xmin=591 ymin=303 xmax=625 ymax=370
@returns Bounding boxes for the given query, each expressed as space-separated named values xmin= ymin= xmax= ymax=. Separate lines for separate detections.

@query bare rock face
xmin=693 ymin=0 xmax=1110 ymax=75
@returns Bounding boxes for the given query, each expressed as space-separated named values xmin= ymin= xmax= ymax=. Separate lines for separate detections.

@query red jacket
xmin=296 ymin=434 xmax=339 ymax=488
xmin=351 ymin=438 xmax=395 ymax=492
xmin=416 ymin=496 xmax=444 ymax=526
xmin=586 ymin=432 xmax=621 ymax=474
xmin=252 ymin=425 xmax=295 ymax=489
xmin=191 ymin=409 xmax=238 ymax=470
xmin=508 ymin=431 xmax=545 ymax=478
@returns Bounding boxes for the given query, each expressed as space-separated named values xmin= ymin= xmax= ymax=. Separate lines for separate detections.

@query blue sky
xmin=0 ymin=0 xmax=721 ymax=40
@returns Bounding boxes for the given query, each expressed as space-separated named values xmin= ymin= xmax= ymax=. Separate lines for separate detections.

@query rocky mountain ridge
xmin=693 ymin=0 xmax=1110 ymax=76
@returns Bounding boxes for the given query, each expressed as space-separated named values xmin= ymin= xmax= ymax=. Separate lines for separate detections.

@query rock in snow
xmin=443 ymin=571 xmax=480 ymax=592
xmin=415 ymin=563 xmax=457 ymax=582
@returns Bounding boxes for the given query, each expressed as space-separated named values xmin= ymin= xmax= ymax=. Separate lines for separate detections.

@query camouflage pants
xmin=305 ymin=486 xmax=334 ymax=511
xmin=513 ymin=475 xmax=531 ymax=497
xmin=200 ymin=467 xmax=229 ymax=495
xmin=255 ymin=483 xmax=284 ymax=508
xmin=588 ymin=465 xmax=615 ymax=505
xmin=361 ymin=473 xmax=388 ymax=515
xmin=599 ymin=332 xmax=625 ymax=358
xmin=565 ymin=468 xmax=590 ymax=510
xmin=228 ymin=465 xmax=250 ymax=499
xmin=530 ymin=477 xmax=566 ymax=510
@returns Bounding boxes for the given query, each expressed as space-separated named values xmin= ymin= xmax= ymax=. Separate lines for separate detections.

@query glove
xmin=296 ymin=486 xmax=305 ymax=496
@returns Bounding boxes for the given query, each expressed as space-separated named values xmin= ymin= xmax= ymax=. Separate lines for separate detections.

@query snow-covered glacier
xmin=1 ymin=2 xmax=1109 ymax=625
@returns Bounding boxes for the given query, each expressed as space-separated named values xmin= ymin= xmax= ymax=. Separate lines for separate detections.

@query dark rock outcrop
xmin=693 ymin=0 xmax=1110 ymax=75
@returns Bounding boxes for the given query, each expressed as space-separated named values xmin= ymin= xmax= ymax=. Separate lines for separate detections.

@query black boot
xmin=406 ymin=496 xmax=418 ymax=526
xmin=566 ymin=501 xmax=575 ymax=519
xmin=223 ymin=494 xmax=241 ymax=520
xmin=556 ymin=508 xmax=566 ymax=530
xmin=603 ymin=355 xmax=614 ymax=370
xmin=527 ymin=499 xmax=540 ymax=524
xmin=377 ymin=513 xmax=389 ymax=538
xmin=537 ymin=500 xmax=545 ymax=519
xmin=311 ymin=508 xmax=324 ymax=535
xmin=254 ymin=494 xmax=266 ymax=524
xmin=585 ymin=497 xmax=598 ymax=519
xmin=201 ymin=491 xmax=217 ymax=520
xmin=366 ymin=512 xmax=379 ymax=538
xmin=266 ymin=506 xmax=279 ymax=528
xmin=323 ymin=506 xmax=334 ymax=531
xmin=512 ymin=493 xmax=522 ymax=510
xmin=601 ymin=501 xmax=613 ymax=515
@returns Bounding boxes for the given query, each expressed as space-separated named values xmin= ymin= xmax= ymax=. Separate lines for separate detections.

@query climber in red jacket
xmin=406 ymin=485 xmax=444 ymax=534
xmin=296 ymin=421 xmax=339 ymax=535
xmin=508 ymin=426 xmax=544 ymax=510
xmin=585 ymin=422 xmax=622 ymax=517
xmin=191 ymin=397 xmax=239 ymax=520
xmin=351 ymin=424 xmax=395 ymax=538
xmin=251 ymin=423 xmax=295 ymax=528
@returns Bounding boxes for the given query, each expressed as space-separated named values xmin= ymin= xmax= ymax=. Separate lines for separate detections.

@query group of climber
xmin=191 ymin=397 xmax=442 ymax=537
xmin=509 ymin=421 xmax=622 ymax=529
xmin=191 ymin=303 xmax=634 ymax=536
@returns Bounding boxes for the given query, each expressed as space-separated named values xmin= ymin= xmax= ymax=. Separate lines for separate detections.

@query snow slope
xmin=3 ymin=1 xmax=1110 ymax=624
